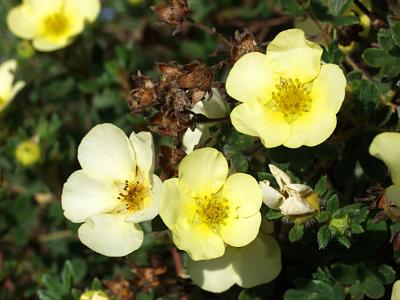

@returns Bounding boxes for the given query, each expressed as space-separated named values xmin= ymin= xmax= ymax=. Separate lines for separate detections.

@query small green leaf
xmin=378 ymin=29 xmax=396 ymax=52
xmin=361 ymin=275 xmax=385 ymax=299
xmin=349 ymin=282 xmax=364 ymax=300
xmin=317 ymin=225 xmax=331 ymax=249
xmin=266 ymin=209 xmax=283 ymax=220
xmin=328 ymin=0 xmax=353 ymax=16
xmin=326 ymin=194 xmax=339 ymax=213
xmin=315 ymin=211 xmax=330 ymax=223
xmin=314 ymin=175 xmax=328 ymax=196
xmin=42 ymin=274 xmax=65 ymax=296
xmin=390 ymin=21 xmax=400 ymax=46
xmin=337 ymin=236 xmax=351 ymax=248
xmin=289 ymin=224 xmax=304 ymax=242
xmin=350 ymin=224 xmax=364 ymax=234
xmin=377 ymin=264 xmax=396 ymax=284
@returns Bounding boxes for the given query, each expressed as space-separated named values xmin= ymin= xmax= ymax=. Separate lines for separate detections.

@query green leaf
xmin=314 ymin=176 xmax=328 ymax=196
xmin=61 ymin=261 xmax=73 ymax=293
xmin=317 ymin=225 xmax=331 ymax=249
xmin=289 ymin=224 xmax=304 ymax=242
xmin=70 ymin=258 xmax=87 ymax=284
xmin=378 ymin=29 xmax=396 ymax=52
xmin=42 ymin=274 xmax=65 ymax=296
xmin=390 ymin=21 xmax=400 ymax=46
xmin=377 ymin=264 xmax=396 ymax=284
xmin=315 ymin=211 xmax=330 ymax=223
xmin=328 ymin=0 xmax=353 ymax=16
xmin=326 ymin=194 xmax=339 ymax=213
xmin=361 ymin=275 xmax=385 ymax=299
xmin=331 ymin=264 xmax=357 ymax=285
xmin=349 ymin=282 xmax=364 ymax=300
xmin=266 ymin=209 xmax=283 ymax=220
xmin=322 ymin=42 xmax=342 ymax=64
xmin=337 ymin=236 xmax=351 ymax=248
xmin=362 ymin=48 xmax=394 ymax=67
xmin=277 ymin=0 xmax=308 ymax=16
xmin=350 ymin=224 xmax=364 ymax=234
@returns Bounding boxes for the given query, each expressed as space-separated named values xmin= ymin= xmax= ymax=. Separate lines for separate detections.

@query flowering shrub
xmin=1 ymin=0 xmax=400 ymax=299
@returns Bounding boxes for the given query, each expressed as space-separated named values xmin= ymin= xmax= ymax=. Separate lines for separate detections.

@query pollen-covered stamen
xmin=117 ymin=180 xmax=148 ymax=212
xmin=270 ymin=78 xmax=312 ymax=123
xmin=196 ymin=194 xmax=230 ymax=228
xmin=42 ymin=12 xmax=69 ymax=37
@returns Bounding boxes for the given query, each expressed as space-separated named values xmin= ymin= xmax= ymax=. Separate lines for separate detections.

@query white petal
xmin=129 ymin=131 xmax=155 ymax=182
xmin=182 ymin=127 xmax=203 ymax=154
xmin=78 ymin=213 xmax=144 ymax=257
xmin=280 ymin=196 xmax=314 ymax=215
xmin=386 ymin=185 xmax=400 ymax=208
xmin=78 ymin=123 xmax=136 ymax=182
xmin=61 ymin=170 xmax=118 ymax=223
xmin=192 ymin=88 xmax=229 ymax=119
xmin=285 ymin=183 xmax=313 ymax=198
xmin=125 ymin=175 xmax=162 ymax=223
xmin=269 ymin=164 xmax=292 ymax=189
xmin=0 ymin=59 xmax=17 ymax=96
xmin=259 ymin=181 xmax=284 ymax=209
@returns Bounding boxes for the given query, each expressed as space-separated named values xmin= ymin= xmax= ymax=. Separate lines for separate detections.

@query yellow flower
xmin=160 ymin=147 xmax=262 ymax=260
xmin=226 ymin=29 xmax=346 ymax=148
xmin=7 ymin=0 xmax=100 ymax=52
xmin=80 ymin=291 xmax=109 ymax=300
xmin=15 ymin=140 xmax=41 ymax=166
xmin=61 ymin=123 xmax=162 ymax=257
xmin=187 ymin=222 xmax=281 ymax=293
xmin=369 ymin=132 xmax=400 ymax=208
xmin=0 ymin=59 xmax=25 ymax=112
xmin=392 ymin=280 xmax=400 ymax=300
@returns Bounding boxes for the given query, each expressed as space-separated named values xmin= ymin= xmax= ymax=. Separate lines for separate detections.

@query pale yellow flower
xmin=226 ymin=29 xmax=346 ymax=148
xmin=369 ymin=132 xmax=400 ymax=208
xmin=260 ymin=165 xmax=320 ymax=218
xmin=80 ymin=291 xmax=109 ymax=300
xmin=0 ymin=59 xmax=25 ymax=112
xmin=187 ymin=221 xmax=281 ymax=293
xmin=62 ymin=123 xmax=162 ymax=257
xmin=7 ymin=0 xmax=100 ymax=52
xmin=15 ymin=140 xmax=41 ymax=166
xmin=160 ymin=147 xmax=262 ymax=260
xmin=392 ymin=280 xmax=400 ymax=300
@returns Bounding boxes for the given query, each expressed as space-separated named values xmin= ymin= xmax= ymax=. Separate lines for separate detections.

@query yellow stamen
xmin=42 ymin=13 xmax=69 ymax=37
xmin=196 ymin=194 xmax=229 ymax=228
xmin=270 ymin=78 xmax=312 ymax=123
xmin=117 ymin=180 xmax=148 ymax=212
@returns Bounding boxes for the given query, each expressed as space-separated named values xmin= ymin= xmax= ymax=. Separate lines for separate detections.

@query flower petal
xmin=369 ymin=132 xmax=400 ymax=187
xmin=310 ymin=64 xmax=346 ymax=113
xmin=226 ymin=52 xmax=279 ymax=103
xmin=6 ymin=5 xmax=39 ymax=39
xmin=269 ymin=164 xmax=292 ymax=189
xmin=65 ymin=0 xmax=101 ymax=22
xmin=78 ymin=213 xmax=143 ymax=257
xmin=32 ymin=37 xmax=73 ymax=52
xmin=222 ymin=173 xmax=262 ymax=217
xmin=129 ymin=131 xmax=155 ymax=182
xmin=178 ymin=147 xmax=228 ymax=198
xmin=173 ymin=218 xmax=226 ymax=260
xmin=259 ymin=181 xmax=284 ymax=210
xmin=230 ymin=102 xmax=291 ymax=148
xmin=220 ymin=213 xmax=261 ymax=247
xmin=391 ymin=280 xmax=400 ymax=300
xmin=192 ymin=88 xmax=229 ymax=119
xmin=61 ymin=170 xmax=118 ymax=223
xmin=0 ymin=59 xmax=17 ymax=96
xmin=78 ymin=123 xmax=136 ymax=182
xmin=182 ymin=127 xmax=205 ymax=154
xmin=125 ymin=175 xmax=162 ymax=223
xmin=284 ymin=102 xmax=337 ymax=148
xmin=386 ymin=185 xmax=400 ymax=208
xmin=233 ymin=235 xmax=281 ymax=288
xmin=9 ymin=81 xmax=26 ymax=100
xmin=280 ymin=195 xmax=315 ymax=215
xmin=187 ymin=247 xmax=237 ymax=293
xmin=266 ymin=29 xmax=322 ymax=83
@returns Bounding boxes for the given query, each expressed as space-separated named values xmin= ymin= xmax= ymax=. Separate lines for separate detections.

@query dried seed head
xmin=231 ymin=30 xmax=262 ymax=62
xmin=127 ymin=74 xmax=157 ymax=113
xmin=152 ymin=0 xmax=189 ymax=26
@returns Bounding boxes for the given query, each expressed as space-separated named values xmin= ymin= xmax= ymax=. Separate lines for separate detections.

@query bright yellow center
xmin=42 ymin=13 xmax=70 ymax=37
xmin=270 ymin=78 xmax=312 ymax=123
xmin=118 ymin=180 xmax=148 ymax=212
xmin=196 ymin=194 xmax=230 ymax=228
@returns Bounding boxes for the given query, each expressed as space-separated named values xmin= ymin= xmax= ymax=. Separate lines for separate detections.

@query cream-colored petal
xmin=192 ymin=88 xmax=229 ymax=119
xmin=222 ymin=173 xmax=262 ymax=217
xmin=231 ymin=103 xmax=291 ymax=148
xmin=129 ymin=131 xmax=154 ymax=182
xmin=369 ymin=132 xmax=400 ymax=187
xmin=32 ymin=37 xmax=72 ymax=52
xmin=220 ymin=213 xmax=261 ymax=247
xmin=310 ymin=64 xmax=346 ymax=113
xmin=65 ymin=0 xmax=101 ymax=22
xmin=26 ymin=0 xmax=64 ymax=16
xmin=233 ymin=235 xmax=281 ymax=288
xmin=173 ymin=218 xmax=226 ymax=260
xmin=78 ymin=123 xmax=136 ymax=182
xmin=386 ymin=185 xmax=400 ymax=208
xmin=78 ymin=213 xmax=143 ymax=257
xmin=125 ymin=175 xmax=162 ymax=223
xmin=61 ymin=170 xmax=118 ymax=223
xmin=187 ymin=247 xmax=237 ymax=293
xmin=160 ymin=178 xmax=192 ymax=228
xmin=226 ymin=52 xmax=279 ymax=103
xmin=259 ymin=181 xmax=284 ymax=209
xmin=9 ymin=81 xmax=26 ymax=101
xmin=266 ymin=29 xmax=322 ymax=83
xmin=280 ymin=196 xmax=314 ymax=215
xmin=178 ymin=147 xmax=228 ymax=198
xmin=6 ymin=5 xmax=39 ymax=39
xmin=0 ymin=59 xmax=17 ymax=96
xmin=285 ymin=183 xmax=313 ymax=198
xmin=391 ymin=280 xmax=400 ymax=300
xmin=284 ymin=102 xmax=337 ymax=148
xmin=269 ymin=164 xmax=292 ymax=189
xmin=182 ymin=127 xmax=203 ymax=154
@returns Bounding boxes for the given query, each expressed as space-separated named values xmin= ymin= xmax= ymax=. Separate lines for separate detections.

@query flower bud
xmin=80 ymin=290 xmax=109 ymax=300
xmin=15 ymin=140 xmax=41 ymax=167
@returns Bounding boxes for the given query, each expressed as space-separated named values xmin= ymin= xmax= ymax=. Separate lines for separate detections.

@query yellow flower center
xmin=196 ymin=194 xmax=230 ymax=228
xmin=270 ymin=78 xmax=312 ymax=123
xmin=118 ymin=180 xmax=148 ymax=212
xmin=42 ymin=12 xmax=70 ymax=37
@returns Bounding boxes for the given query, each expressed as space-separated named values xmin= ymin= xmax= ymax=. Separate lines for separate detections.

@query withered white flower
xmin=182 ymin=88 xmax=229 ymax=153
xmin=187 ymin=221 xmax=281 ymax=293
xmin=61 ymin=123 xmax=162 ymax=257
xmin=260 ymin=165 xmax=319 ymax=216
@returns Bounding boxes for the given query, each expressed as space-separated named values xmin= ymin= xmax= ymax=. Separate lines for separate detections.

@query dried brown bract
xmin=159 ymin=146 xmax=186 ymax=177
xmin=128 ymin=73 xmax=157 ymax=113
xmin=104 ymin=277 xmax=134 ymax=300
xmin=152 ymin=0 xmax=189 ymax=28
xmin=150 ymin=110 xmax=190 ymax=137
xmin=231 ymin=30 xmax=262 ymax=63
